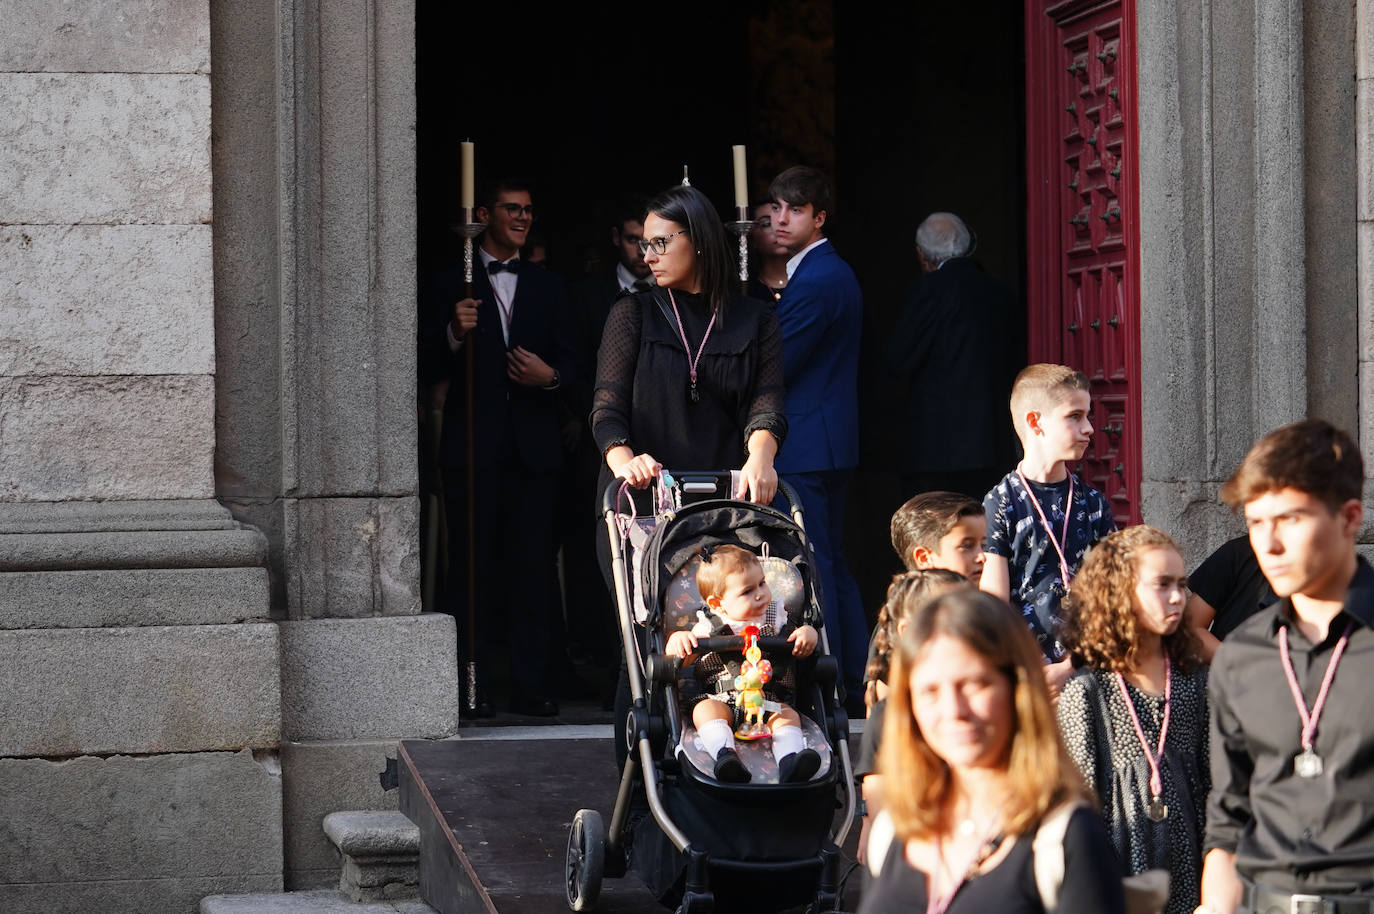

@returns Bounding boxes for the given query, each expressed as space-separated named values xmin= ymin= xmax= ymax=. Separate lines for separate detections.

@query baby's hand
xmin=789 ymin=624 xmax=818 ymax=657
xmin=666 ymin=630 xmax=699 ymax=658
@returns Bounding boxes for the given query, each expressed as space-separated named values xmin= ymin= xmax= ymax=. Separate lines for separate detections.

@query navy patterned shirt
xmin=983 ymin=470 xmax=1116 ymax=660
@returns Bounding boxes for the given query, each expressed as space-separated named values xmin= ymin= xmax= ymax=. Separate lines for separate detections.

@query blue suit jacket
xmin=773 ymin=240 xmax=862 ymax=473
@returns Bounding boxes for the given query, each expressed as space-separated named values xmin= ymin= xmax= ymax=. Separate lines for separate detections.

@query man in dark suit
xmin=420 ymin=178 xmax=577 ymax=717
xmin=560 ymin=198 xmax=653 ymax=674
xmin=768 ymin=165 xmax=867 ymax=713
xmin=884 ymin=212 xmax=1022 ymax=502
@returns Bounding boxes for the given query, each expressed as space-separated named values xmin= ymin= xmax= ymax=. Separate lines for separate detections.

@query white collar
xmin=616 ymin=262 xmax=653 ymax=291
xmin=477 ymin=247 xmax=519 ymax=268
xmin=785 ymin=237 xmax=829 ymax=279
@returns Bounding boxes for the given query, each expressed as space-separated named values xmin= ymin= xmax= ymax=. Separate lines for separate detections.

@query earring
xmin=696 ymin=249 xmax=702 ymax=254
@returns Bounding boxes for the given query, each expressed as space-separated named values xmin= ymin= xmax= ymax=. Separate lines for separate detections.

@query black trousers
xmin=445 ymin=460 xmax=557 ymax=702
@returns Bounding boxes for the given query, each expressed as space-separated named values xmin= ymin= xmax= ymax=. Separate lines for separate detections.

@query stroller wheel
xmin=565 ymin=808 xmax=605 ymax=911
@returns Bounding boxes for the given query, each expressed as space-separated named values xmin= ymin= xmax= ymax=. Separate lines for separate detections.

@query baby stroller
xmin=565 ymin=471 xmax=857 ymax=913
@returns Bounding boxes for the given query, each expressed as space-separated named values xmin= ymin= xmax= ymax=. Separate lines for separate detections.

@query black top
xmin=1188 ymin=535 xmax=1276 ymax=641
xmin=858 ymin=807 xmax=1125 ymax=914
xmin=882 ymin=257 xmax=1022 ymax=473
xmin=590 ymin=289 xmax=786 ymax=495
xmin=1206 ymin=556 xmax=1374 ymax=893
xmin=1057 ymin=668 xmax=1209 ymax=914
xmin=855 ymin=698 xmax=886 ymax=781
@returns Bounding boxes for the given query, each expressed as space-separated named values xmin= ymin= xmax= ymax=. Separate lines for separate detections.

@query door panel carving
xmin=1026 ymin=0 xmax=1140 ymax=526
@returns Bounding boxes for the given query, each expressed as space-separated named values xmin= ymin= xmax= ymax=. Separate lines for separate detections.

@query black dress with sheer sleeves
xmin=590 ymin=287 xmax=787 ymax=501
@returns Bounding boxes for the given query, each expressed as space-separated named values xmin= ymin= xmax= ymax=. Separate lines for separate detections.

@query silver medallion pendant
xmin=1294 ymin=747 xmax=1324 ymax=779
xmin=1146 ymin=797 xmax=1167 ymax=822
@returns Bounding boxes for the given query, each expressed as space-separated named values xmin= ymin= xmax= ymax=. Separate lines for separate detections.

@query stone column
xmin=1359 ymin=0 xmax=1374 ymax=475
xmin=211 ymin=0 xmax=458 ymax=889
xmin=1136 ymin=0 xmax=1360 ymax=561
xmin=0 ymin=2 xmax=283 ymax=911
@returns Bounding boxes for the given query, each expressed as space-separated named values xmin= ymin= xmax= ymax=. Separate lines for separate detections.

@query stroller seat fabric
xmin=658 ymin=549 xmax=808 ymax=634
xmin=678 ymin=714 xmax=832 ymax=784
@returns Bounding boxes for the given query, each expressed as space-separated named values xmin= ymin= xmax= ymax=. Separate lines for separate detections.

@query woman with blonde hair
xmin=861 ymin=588 xmax=1124 ymax=913
xmin=1057 ymin=525 xmax=1207 ymax=914
xmin=855 ymin=569 xmax=969 ymax=863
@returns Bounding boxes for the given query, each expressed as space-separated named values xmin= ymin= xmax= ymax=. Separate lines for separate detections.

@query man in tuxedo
xmin=420 ymin=178 xmax=577 ymax=717
xmin=768 ymin=165 xmax=867 ymax=713
xmin=559 ymin=199 xmax=654 ymax=676
xmin=884 ymin=212 xmax=1022 ymax=501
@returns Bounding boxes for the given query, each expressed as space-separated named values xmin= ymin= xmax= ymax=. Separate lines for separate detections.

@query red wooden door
xmin=1025 ymin=0 xmax=1141 ymax=526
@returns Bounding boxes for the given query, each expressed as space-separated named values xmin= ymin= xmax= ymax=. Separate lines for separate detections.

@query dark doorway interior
xmin=416 ymin=0 xmax=1026 ymax=625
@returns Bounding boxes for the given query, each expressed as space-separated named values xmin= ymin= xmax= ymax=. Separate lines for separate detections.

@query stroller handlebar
xmin=600 ymin=471 xmax=804 ymax=516
xmin=656 ymin=635 xmax=803 ymax=681
xmin=688 ymin=635 xmax=796 ymax=656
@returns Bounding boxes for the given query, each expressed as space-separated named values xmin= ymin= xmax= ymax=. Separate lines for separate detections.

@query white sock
xmin=699 ymin=718 xmax=734 ymax=756
xmin=772 ymin=724 xmax=804 ymax=759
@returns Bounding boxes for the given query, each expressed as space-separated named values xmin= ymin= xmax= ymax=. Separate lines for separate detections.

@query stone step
xmin=201 ymin=888 xmax=436 ymax=914
xmin=323 ymin=810 xmax=421 ymax=902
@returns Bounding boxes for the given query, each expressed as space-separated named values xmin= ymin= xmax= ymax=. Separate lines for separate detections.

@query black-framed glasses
xmin=492 ymin=203 xmax=535 ymax=218
xmin=637 ymin=230 xmax=687 ymax=255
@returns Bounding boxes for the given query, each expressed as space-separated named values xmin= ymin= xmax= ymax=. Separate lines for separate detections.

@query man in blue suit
xmin=768 ymin=166 xmax=866 ymax=714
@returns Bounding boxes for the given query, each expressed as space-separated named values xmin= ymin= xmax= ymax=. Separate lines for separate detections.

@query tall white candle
xmin=460 ymin=141 xmax=475 ymax=209
xmin=732 ymin=145 xmax=748 ymax=209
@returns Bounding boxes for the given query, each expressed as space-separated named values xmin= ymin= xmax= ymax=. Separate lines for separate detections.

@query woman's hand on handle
xmin=736 ymin=429 xmax=780 ymax=504
xmin=606 ymin=446 xmax=661 ymax=489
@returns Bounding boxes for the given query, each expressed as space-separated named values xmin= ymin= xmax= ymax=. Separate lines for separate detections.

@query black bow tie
xmin=488 ymin=259 xmax=521 ymax=275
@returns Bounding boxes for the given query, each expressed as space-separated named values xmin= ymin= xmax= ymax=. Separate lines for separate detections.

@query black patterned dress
xmin=1056 ymin=666 xmax=1209 ymax=914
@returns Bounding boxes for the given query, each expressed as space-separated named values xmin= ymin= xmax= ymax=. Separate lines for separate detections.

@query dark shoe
xmin=510 ymin=694 xmax=559 ymax=717
xmin=778 ymin=748 xmax=822 ymax=783
xmin=713 ymin=747 xmax=751 ymax=783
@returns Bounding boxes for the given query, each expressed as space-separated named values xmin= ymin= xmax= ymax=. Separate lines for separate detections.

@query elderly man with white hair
xmin=884 ymin=211 xmax=1023 ymax=501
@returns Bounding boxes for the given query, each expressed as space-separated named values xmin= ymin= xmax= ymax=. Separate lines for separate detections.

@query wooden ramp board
xmin=398 ymin=726 xmax=865 ymax=914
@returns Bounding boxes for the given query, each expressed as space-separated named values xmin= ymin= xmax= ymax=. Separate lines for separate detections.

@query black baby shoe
xmin=713 ymin=746 xmax=751 ymax=783
xmin=778 ymin=748 xmax=822 ymax=783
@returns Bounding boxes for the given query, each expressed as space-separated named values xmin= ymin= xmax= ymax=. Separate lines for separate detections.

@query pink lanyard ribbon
xmin=667 ymin=289 xmax=716 ymax=398
xmin=1278 ymin=620 xmax=1354 ymax=754
xmin=1114 ymin=655 xmax=1172 ymax=802
xmin=926 ymin=829 xmax=1003 ymax=914
xmin=1016 ymin=468 xmax=1074 ymax=587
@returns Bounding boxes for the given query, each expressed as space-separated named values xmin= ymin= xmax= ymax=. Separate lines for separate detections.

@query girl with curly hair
xmin=1056 ymin=525 xmax=1208 ymax=914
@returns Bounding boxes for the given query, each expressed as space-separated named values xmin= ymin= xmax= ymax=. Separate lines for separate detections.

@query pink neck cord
xmin=1114 ymin=653 xmax=1172 ymax=801
xmin=1016 ymin=467 xmax=1074 ymax=587
xmin=667 ymin=288 xmax=716 ymax=390
xmin=1278 ymin=620 xmax=1355 ymax=752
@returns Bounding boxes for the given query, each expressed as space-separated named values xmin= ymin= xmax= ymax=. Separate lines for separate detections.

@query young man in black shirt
xmin=1199 ymin=419 xmax=1374 ymax=912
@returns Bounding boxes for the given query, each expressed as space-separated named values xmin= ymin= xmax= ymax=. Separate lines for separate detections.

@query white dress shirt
xmin=785 ymin=237 xmax=829 ymax=279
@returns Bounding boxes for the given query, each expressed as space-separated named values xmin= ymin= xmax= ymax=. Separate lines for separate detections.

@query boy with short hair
xmin=1199 ymin=419 xmax=1374 ymax=912
xmin=979 ymin=364 xmax=1115 ymax=694
xmin=889 ymin=490 xmax=987 ymax=583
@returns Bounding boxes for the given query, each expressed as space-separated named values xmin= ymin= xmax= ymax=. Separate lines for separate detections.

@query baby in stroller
xmin=666 ymin=544 xmax=823 ymax=785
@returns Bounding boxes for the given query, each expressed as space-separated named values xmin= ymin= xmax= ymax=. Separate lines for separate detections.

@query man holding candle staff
xmin=420 ymin=175 xmax=578 ymax=718
xmin=766 ymin=164 xmax=867 ymax=716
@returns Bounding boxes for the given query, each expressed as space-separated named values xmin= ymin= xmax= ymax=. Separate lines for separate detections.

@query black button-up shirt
xmin=1205 ymin=555 xmax=1374 ymax=893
